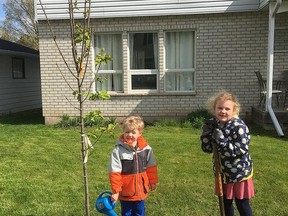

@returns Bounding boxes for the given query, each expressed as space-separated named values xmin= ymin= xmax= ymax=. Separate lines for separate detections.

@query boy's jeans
xmin=120 ymin=200 xmax=145 ymax=216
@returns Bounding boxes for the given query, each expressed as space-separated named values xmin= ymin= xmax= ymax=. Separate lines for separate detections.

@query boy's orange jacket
xmin=109 ymin=135 xmax=158 ymax=201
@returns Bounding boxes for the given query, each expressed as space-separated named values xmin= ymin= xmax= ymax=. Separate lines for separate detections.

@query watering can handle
xmin=98 ymin=191 xmax=112 ymax=199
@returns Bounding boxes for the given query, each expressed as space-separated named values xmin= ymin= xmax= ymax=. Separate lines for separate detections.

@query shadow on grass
xmin=248 ymin=123 xmax=288 ymax=140
xmin=0 ymin=109 xmax=45 ymax=125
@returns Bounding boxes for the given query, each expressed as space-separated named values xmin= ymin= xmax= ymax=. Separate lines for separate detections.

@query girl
xmin=200 ymin=91 xmax=254 ymax=216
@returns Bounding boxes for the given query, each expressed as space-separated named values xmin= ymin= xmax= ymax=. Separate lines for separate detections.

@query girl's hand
xmin=202 ymin=124 xmax=212 ymax=135
xmin=111 ymin=192 xmax=119 ymax=203
xmin=150 ymin=183 xmax=156 ymax=191
xmin=212 ymin=128 xmax=224 ymax=141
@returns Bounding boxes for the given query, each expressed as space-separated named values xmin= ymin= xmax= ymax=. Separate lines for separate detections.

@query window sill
xmin=108 ymin=91 xmax=196 ymax=97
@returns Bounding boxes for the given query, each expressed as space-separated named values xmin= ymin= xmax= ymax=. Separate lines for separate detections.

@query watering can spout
xmin=95 ymin=191 xmax=117 ymax=216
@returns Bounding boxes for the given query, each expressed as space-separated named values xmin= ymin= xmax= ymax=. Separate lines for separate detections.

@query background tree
xmin=0 ymin=0 xmax=38 ymax=49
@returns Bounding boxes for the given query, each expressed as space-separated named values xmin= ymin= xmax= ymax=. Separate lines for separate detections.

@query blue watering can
xmin=95 ymin=191 xmax=117 ymax=216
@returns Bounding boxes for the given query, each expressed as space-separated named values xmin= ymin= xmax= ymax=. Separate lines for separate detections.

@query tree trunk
xmin=79 ymin=90 xmax=90 ymax=216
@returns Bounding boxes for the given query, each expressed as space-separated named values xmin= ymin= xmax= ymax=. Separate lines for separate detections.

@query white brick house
xmin=35 ymin=0 xmax=288 ymax=124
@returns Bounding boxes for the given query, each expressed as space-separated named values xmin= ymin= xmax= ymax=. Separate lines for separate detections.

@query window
xmin=94 ymin=34 xmax=123 ymax=91
xmin=94 ymin=31 xmax=195 ymax=94
xmin=274 ymin=27 xmax=288 ymax=52
xmin=12 ymin=58 xmax=25 ymax=79
xmin=165 ymin=31 xmax=195 ymax=92
xmin=129 ymin=32 xmax=158 ymax=91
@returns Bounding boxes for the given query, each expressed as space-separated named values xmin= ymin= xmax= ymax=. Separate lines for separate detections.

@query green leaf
xmin=72 ymin=90 xmax=78 ymax=96
xmin=98 ymin=90 xmax=111 ymax=100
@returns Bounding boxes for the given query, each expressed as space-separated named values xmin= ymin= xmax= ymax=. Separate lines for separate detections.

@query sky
xmin=0 ymin=0 xmax=6 ymax=23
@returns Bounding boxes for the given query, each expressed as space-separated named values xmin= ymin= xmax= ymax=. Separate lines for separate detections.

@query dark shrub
xmin=186 ymin=108 xmax=213 ymax=129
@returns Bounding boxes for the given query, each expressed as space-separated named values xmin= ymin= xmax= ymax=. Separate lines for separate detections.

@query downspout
xmin=266 ymin=0 xmax=284 ymax=137
xmin=91 ymin=36 xmax=96 ymax=93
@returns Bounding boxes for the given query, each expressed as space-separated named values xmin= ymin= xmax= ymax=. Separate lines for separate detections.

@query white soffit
xmin=277 ymin=2 xmax=288 ymax=13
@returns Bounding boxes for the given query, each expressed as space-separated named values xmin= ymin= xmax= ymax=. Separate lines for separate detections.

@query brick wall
xmin=38 ymin=11 xmax=288 ymax=124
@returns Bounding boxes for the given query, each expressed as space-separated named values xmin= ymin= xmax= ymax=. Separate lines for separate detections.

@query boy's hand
xmin=150 ymin=183 xmax=156 ymax=191
xmin=111 ymin=192 xmax=119 ymax=203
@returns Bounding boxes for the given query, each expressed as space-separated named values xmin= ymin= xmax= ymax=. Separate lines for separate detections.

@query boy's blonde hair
xmin=122 ymin=115 xmax=144 ymax=132
xmin=207 ymin=90 xmax=240 ymax=115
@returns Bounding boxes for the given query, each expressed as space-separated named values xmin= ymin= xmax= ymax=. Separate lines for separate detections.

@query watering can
xmin=95 ymin=191 xmax=117 ymax=216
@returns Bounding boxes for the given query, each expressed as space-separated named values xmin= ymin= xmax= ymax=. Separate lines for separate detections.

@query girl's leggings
xmin=224 ymin=196 xmax=252 ymax=216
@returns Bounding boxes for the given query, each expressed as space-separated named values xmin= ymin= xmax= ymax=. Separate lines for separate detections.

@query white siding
xmin=259 ymin=0 xmax=269 ymax=9
xmin=36 ymin=0 xmax=260 ymax=20
xmin=0 ymin=55 xmax=42 ymax=114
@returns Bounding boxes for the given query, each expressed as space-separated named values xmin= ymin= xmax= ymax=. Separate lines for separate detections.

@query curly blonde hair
xmin=207 ymin=90 xmax=240 ymax=116
xmin=122 ymin=115 xmax=145 ymax=133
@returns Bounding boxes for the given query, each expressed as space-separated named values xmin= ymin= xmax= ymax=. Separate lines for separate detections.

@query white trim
xmin=36 ymin=0 xmax=260 ymax=20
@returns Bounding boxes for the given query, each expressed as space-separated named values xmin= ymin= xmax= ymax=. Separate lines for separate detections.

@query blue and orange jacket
xmin=109 ymin=135 xmax=158 ymax=201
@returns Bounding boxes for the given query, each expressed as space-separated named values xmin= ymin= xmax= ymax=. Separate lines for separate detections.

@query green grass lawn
xmin=0 ymin=111 xmax=287 ymax=215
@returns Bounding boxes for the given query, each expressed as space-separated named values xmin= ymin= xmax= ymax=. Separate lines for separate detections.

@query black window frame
xmin=12 ymin=57 xmax=25 ymax=79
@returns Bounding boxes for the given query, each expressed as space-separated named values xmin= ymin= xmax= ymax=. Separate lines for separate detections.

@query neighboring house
xmin=0 ymin=38 xmax=41 ymax=115
xmin=35 ymin=0 xmax=288 ymax=125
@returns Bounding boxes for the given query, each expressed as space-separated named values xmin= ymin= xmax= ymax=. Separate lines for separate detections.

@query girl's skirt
xmin=223 ymin=178 xmax=255 ymax=200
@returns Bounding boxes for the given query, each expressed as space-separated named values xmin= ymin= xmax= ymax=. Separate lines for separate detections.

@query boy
xmin=109 ymin=115 xmax=158 ymax=216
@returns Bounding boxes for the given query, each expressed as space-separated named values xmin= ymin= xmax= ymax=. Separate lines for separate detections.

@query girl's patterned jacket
xmin=109 ymin=135 xmax=158 ymax=201
xmin=200 ymin=117 xmax=253 ymax=183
